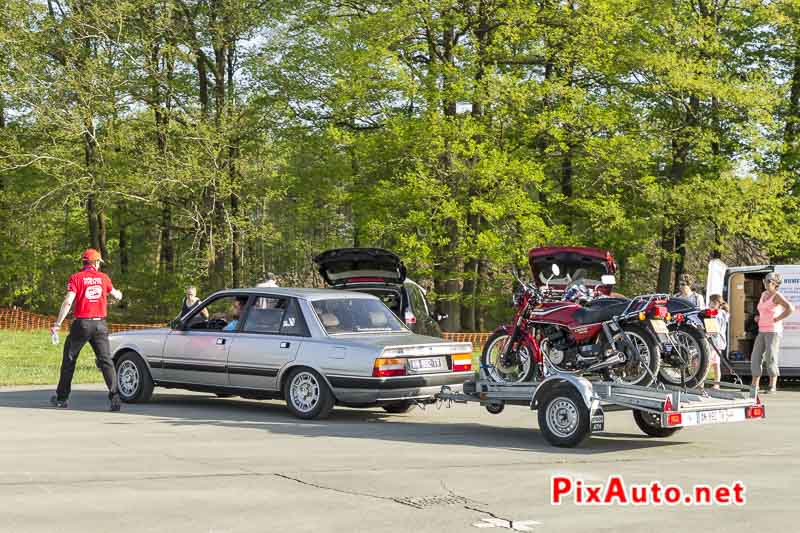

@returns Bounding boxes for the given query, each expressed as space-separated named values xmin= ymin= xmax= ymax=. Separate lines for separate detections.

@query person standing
xmin=707 ymin=294 xmax=729 ymax=389
xmin=675 ymin=273 xmax=706 ymax=308
xmin=751 ymin=272 xmax=794 ymax=394
xmin=256 ymin=272 xmax=279 ymax=288
xmin=181 ymin=286 xmax=208 ymax=322
xmin=49 ymin=249 xmax=123 ymax=411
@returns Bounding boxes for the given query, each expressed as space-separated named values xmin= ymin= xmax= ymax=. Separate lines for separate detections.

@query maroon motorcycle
xmin=480 ymin=265 xmax=668 ymax=386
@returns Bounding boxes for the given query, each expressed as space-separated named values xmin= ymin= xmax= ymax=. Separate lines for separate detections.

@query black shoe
xmin=49 ymin=395 xmax=68 ymax=408
xmin=110 ymin=396 xmax=121 ymax=412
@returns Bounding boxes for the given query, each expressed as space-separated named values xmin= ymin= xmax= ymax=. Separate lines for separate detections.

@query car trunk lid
xmin=314 ymin=248 xmax=407 ymax=286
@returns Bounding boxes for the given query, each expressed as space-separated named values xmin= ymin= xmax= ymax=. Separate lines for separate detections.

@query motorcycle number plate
xmin=650 ymin=319 xmax=668 ymax=334
xmin=591 ymin=408 xmax=605 ymax=433
xmin=704 ymin=318 xmax=720 ymax=334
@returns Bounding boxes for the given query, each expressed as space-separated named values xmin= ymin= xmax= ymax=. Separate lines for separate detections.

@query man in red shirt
xmin=50 ymin=249 xmax=124 ymax=411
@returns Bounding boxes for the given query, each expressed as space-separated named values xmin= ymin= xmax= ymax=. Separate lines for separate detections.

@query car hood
xmin=314 ymin=247 xmax=407 ymax=286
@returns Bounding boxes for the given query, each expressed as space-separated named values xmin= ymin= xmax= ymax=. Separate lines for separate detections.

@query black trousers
xmin=56 ymin=319 xmax=118 ymax=401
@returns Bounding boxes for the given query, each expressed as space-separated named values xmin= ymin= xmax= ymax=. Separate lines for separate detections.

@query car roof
xmin=210 ymin=287 xmax=379 ymax=302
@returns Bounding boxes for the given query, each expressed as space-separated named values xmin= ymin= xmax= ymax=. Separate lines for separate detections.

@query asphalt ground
xmin=1 ymin=384 xmax=798 ymax=533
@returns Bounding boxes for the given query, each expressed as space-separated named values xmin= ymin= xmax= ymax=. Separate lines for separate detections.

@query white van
xmin=706 ymin=260 xmax=800 ymax=376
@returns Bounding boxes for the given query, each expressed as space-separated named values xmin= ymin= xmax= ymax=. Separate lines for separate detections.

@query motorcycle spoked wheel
xmin=602 ymin=324 xmax=661 ymax=386
xmin=658 ymin=325 xmax=711 ymax=388
xmin=480 ymin=330 xmax=536 ymax=384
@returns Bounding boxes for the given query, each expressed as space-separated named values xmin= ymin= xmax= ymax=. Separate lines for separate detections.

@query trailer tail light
xmin=665 ymin=412 xmax=683 ymax=426
xmin=452 ymin=353 xmax=472 ymax=372
xmin=746 ymin=399 xmax=765 ymax=419
xmin=373 ymin=358 xmax=407 ymax=377
xmin=404 ymin=311 xmax=417 ymax=325
xmin=663 ymin=394 xmax=674 ymax=412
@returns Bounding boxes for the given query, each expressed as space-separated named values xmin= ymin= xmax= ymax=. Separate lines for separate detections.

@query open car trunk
xmin=528 ymin=247 xmax=617 ymax=293
xmin=314 ymin=248 xmax=407 ymax=287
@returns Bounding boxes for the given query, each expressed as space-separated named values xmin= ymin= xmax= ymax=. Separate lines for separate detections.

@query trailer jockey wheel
xmin=485 ymin=401 xmax=505 ymax=414
xmin=633 ymin=410 xmax=682 ymax=438
xmin=537 ymin=386 xmax=591 ymax=448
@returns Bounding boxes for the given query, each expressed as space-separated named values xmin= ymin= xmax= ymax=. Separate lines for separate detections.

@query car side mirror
xmin=601 ymin=275 xmax=616 ymax=285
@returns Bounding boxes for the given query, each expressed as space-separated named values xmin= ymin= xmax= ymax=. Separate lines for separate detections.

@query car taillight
xmin=347 ymin=277 xmax=385 ymax=283
xmin=373 ymin=358 xmax=407 ymax=377
xmin=404 ymin=311 xmax=417 ymax=325
xmin=452 ymin=353 xmax=472 ymax=372
xmin=651 ymin=306 xmax=668 ymax=319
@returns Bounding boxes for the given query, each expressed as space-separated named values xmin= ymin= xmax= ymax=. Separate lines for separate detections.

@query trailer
xmin=436 ymin=371 xmax=765 ymax=447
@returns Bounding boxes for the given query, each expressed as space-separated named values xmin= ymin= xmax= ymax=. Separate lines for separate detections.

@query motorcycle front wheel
xmin=603 ymin=324 xmax=661 ymax=387
xmin=480 ymin=330 xmax=536 ymax=384
xmin=658 ymin=325 xmax=711 ymax=388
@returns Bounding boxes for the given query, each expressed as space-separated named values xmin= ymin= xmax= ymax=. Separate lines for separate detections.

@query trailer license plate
xmin=408 ymin=357 xmax=445 ymax=372
xmin=682 ymin=408 xmax=746 ymax=426
xmin=704 ymin=318 xmax=720 ymax=334
xmin=650 ymin=319 xmax=668 ymax=334
xmin=591 ymin=409 xmax=605 ymax=432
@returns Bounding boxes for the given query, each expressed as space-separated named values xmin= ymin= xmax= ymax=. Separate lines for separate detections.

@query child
xmin=708 ymin=294 xmax=729 ymax=389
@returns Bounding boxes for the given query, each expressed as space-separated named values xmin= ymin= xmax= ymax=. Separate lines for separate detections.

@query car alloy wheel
xmin=118 ymin=359 xmax=140 ymax=399
xmin=289 ymin=371 xmax=321 ymax=413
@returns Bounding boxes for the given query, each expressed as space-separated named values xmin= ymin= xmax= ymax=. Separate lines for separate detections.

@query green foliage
xmin=1 ymin=0 xmax=798 ymax=328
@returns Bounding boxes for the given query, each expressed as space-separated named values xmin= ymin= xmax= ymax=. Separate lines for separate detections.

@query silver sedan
xmin=109 ymin=288 xmax=473 ymax=418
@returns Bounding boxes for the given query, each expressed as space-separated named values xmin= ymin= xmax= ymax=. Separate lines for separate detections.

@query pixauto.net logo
xmin=551 ymin=475 xmax=746 ymax=506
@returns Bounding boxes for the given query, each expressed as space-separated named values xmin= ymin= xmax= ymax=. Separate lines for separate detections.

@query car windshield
xmin=312 ymin=298 xmax=407 ymax=335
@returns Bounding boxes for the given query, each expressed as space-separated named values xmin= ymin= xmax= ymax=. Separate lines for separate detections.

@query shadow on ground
xmin=0 ymin=387 xmax=696 ymax=455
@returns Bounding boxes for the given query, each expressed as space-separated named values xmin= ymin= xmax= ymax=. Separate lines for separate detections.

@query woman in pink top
xmin=751 ymin=272 xmax=794 ymax=393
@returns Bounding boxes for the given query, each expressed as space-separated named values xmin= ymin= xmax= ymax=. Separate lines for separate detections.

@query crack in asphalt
xmin=273 ymin=473 xmax=426 ymax=508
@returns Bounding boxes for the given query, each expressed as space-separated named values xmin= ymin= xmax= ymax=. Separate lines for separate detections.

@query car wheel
xmin=283 ymin=368 xmax=334 ymax=420
xmin=116 ymin=351 xmax=154 ymax=403
xmin=382 ymin=401 xmax=414 ymax=414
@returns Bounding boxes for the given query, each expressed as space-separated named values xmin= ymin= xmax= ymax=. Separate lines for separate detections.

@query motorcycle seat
xmin=571 ymin=300 xmax=631 ymax=325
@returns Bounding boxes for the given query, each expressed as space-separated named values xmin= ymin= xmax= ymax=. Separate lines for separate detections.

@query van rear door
xmin=774 ymin=266 xmax=800 ymax=371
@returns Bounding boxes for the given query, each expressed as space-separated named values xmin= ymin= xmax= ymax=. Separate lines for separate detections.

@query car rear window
xmin=312 ymin=298 xmax=407 ymax=335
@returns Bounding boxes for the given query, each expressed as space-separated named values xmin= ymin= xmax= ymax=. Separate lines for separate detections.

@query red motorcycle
xmin=480 ymin=266 xmax=667 ymax=386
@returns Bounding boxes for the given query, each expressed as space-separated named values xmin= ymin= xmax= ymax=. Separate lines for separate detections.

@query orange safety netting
xmin=0 ymin=307 xmax=491 ymax=347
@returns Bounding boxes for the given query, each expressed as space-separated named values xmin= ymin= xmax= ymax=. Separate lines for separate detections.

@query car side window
xmin=408 ymin=285 xmax=427 ymax=317
xmin=243 ymin=297 xmax=310 ymax=337
xmin=186 ymin=295 xmax=249 ymax=331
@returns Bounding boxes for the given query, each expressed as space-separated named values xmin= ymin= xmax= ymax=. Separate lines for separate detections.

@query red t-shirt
xmin=67 ymin=266 xmax=114 ymax=319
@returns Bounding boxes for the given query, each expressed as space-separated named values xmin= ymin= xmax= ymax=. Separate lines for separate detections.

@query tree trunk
xmin=657 ymin=226 xmax=675 ymax=293
xmin=118 ymin=206 xmax=128 ymax=275
xmin=673 ymin=224 xmax=687 ymax=293
xmin=784 ymin=39 xmax=800 ymax=173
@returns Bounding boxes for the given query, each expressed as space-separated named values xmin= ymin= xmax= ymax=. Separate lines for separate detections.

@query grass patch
xmin=0 ymin=330 xmax=104 ymax=386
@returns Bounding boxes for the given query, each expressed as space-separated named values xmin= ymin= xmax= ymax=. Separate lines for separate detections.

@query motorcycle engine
xmin=540 ymin=326 xmax=579 ymax=368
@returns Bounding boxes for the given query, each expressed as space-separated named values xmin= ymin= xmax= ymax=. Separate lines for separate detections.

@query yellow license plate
xmin=704 ymin=318 xmax=719 ymax=334
xmin=650 ymin=319 xmax=668 ymax=334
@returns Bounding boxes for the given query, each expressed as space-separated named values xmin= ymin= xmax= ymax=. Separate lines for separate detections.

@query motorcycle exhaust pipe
xmin=586 ymin=352 xmax=625 ymax=372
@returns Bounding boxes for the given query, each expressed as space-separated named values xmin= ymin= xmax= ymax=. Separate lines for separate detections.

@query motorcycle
xmin=659 ymin=298 xmax=715 ymax=388
xmin=481 ymin=265 xmax=666 ymax=386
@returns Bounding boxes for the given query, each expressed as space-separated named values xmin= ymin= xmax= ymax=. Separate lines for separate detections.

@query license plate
xmin=704 ymin=318 xmax=720 ymax=334
xmin=650 ymin=319 xmax=668 ymax=334
xmin=408 ymin=357 xmax=445 ymax=372
xmin=591 ymin=409 xmax=605 ymax=432
xmin=680 ymin=408 xmax=746 ymax=427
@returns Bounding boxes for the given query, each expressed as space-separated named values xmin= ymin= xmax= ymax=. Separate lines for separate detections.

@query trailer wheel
xmin=537 ymin=387 xmax=590 ymax=448
xmin=633 ymin=410 xmax=682 ymax=438
xmin=485 ymin=402 xmax=505 ymax=414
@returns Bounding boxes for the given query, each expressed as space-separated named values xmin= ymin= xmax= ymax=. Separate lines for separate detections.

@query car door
xmin=227 ymin=296 xmax=308 ymax=390
xmin=162 ymin=294 xmax=249 ymax=386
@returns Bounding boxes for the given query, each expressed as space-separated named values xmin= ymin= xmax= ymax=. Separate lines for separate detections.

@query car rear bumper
xmin=328 ymin=371 xmax=472 ymax=404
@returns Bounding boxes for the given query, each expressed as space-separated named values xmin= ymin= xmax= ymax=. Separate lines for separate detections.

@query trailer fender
xmin=531 ymin=374 xmax=595 ymax=411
